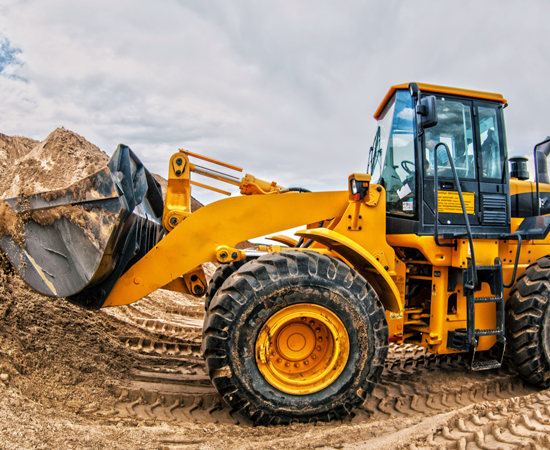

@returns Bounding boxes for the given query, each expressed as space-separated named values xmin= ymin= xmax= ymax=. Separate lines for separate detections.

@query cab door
xmin=422 ymin=96 xmax=480 ymax=230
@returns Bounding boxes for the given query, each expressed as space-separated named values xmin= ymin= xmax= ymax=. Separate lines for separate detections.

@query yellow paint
xmin=374 ymin=82 xmax=506 ymax=119
xmin=103 ymin=191 xmax=349 ymax=307
xmin=387 ymin=234 xmax=453 ymax=266
xmin=215 ymin=245 xmax=246 ymax=263
xmin=163 ymin=153 xmax=191 ymax=232
xmin=255 ymin=304 xmax=349 ymax=395
xmin=452 ymin=239 xmax=498 ymax=268
xmin=295 ymin=228 xmax=402 ymax=313
xmin=179 ymin=148 xmax=243 ymax=172
xmin=266 ymin=234 xmax=298 ymax=247
xmin=190 ymin=180 xmax=231 ymax=196
xmin=438 ymin=191 xmax=475 ymax=215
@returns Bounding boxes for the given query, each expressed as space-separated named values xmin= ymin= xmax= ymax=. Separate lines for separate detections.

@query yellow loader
xmin=2 ymin=82 xmax=550 ymax=425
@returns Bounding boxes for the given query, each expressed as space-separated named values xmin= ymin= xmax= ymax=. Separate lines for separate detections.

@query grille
xmin=482 ymin=194 xmax=507 ymax=226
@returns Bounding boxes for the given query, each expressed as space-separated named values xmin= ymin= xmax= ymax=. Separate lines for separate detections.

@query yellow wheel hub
xmin=255 ymin=304 xmax=349 ymax=395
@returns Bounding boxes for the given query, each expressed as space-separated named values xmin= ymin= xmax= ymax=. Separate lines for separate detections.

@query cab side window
xmin=423 ymin=98 xmax=475 ymax=179
xmin=478 ymin=106 xmax=503 ymax=180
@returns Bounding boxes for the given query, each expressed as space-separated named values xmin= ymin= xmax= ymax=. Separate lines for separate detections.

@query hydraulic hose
xmin=279 ymin=187 xmax=311 ymax=193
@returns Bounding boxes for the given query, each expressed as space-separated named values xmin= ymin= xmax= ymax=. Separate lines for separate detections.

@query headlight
xmin=350 ymin=179 xmax=358 ymax=195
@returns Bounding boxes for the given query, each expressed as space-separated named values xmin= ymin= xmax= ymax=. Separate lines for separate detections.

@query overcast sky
xmin=1 ymin=0 xmax=549 ymax=205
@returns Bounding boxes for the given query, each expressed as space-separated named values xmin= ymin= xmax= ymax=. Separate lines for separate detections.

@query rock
xmin=1 ymin=373 xmax=9 ymax=381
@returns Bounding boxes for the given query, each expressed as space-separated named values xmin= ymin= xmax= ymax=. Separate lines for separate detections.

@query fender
xmin=295 ymin=228 xmax=403 ymax=313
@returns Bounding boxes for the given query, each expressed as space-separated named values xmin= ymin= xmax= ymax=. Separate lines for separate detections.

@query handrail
xmin=433 ymin=142 xmax=477 ymax=289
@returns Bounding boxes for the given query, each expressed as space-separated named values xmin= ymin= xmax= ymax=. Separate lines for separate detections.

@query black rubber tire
xmin=204 ymin=260 xmax=247 ymax=312
xmin=201 ymin=250 xmax=388 ymax=425
xmin=506 ymin=255 xmax=550 ymax=388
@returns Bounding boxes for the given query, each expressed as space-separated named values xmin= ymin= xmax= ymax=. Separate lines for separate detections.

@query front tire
xmin=201 ymin=250 xmax=388 ymax=425
xmin=506 ymin=256 xmax=550 ymax=388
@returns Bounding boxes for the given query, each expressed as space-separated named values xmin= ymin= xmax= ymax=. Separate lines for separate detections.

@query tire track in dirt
xmin=414 ymin=391 xmax=550 ymax=449
xmin=88 ymin=314 xmax=540 ymax=427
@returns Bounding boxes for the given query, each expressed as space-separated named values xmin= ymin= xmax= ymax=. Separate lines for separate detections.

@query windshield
xmin=367 ymin=90 xmax=415 ymax=216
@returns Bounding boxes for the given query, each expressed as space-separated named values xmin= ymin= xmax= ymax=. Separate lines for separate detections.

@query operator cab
xmin=367 ymin=82 xmax=509 ymax=238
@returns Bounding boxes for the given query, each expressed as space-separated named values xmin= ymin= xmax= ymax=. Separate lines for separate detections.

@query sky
xmin=1 ymin=0 xmax=550 ymax=206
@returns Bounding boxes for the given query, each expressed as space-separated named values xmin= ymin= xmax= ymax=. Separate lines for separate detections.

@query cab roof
xmin=374 ymin=82 xmax=507 ymax=119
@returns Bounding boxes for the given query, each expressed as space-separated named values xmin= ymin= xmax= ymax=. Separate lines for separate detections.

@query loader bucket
xmin=0 ymin=144 xmax=164 ymax=309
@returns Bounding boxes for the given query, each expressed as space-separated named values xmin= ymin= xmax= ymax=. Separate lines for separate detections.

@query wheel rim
xmin=255 ymin=303 xmax=350 ymax=395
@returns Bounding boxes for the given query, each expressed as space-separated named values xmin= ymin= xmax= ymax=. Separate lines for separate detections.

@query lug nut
xmin=285 ymin=362 xmax=290 ymax=367
xmin=311 ymin=355 xmax=316 ymax=360
xmin=294 ymin=363 xmax=300 ymax=368
xmin=277 ymin=358 xmax=282 ymax=363
xmin=304 ymin=360 xmax=309 ymax=365
xmin=316 ymin=346 xmax=321 ymax=351
xmin=315 ymin=327 xmax=321 ymax=333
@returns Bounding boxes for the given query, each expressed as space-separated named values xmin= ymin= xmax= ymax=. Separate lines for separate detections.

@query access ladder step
xmin=474 ymin=296 xmax=504 ymax=304
xmin=474 ymin=328 xmax=505 ymax=337
xmin=471 ymin=359 xmax=501 ymax=371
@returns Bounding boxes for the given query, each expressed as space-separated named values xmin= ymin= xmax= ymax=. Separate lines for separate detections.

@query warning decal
xmin=438 ymin=191 xmax=475 ymax=215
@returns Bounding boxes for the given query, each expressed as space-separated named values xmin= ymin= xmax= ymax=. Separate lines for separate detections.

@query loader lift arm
xmin=104 ymin=189 xmax=350 ymax=307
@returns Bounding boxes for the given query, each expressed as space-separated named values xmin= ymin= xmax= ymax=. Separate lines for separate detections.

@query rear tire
xmin=202 ymin=250 xmax=388 ymax=425
xmin=506 ymin=255 xmax=550 ymax=388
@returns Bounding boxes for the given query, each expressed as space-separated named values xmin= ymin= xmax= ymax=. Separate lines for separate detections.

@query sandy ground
xmin=0 ymin=129 xmax=548 ymax=450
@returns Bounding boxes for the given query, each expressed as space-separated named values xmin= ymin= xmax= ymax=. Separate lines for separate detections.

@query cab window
xmin=478 ymin=105 xmax=503 ymax=180
xmin=367 ymin=90 xmax=416 ymax=217
xmin=423 ymin=98 xmax=475 ymax=179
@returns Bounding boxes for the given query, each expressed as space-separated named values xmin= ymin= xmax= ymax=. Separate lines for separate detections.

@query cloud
xmin=0 ymin=38 xmax=22 ymax=77
xmin=0 ymin=0 xmax=549 ymax=205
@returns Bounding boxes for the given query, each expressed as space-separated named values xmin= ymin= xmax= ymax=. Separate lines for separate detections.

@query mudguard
xmin=295 ymin=228 xmax=403 ymax=313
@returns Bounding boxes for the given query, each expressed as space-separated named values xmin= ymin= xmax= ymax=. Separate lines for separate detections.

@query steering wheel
xmin=401 ymin=160 xmax=415 ymax=175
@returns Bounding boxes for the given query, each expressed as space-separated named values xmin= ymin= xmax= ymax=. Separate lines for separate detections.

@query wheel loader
xmin=2 ymin=82 xmax=550 ymax=425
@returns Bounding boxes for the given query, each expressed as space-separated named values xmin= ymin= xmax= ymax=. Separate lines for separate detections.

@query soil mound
xmin=0 ymin=128 xmax=110 ymax=199
xmin=0 ymin=128 xmax=211 ymax=447
xmin=0 ymin=133 xmax=39 ymax=180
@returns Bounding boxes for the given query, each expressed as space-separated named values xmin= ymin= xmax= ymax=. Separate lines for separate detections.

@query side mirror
xmin=417 ymin=95 xmax=438 ymax=128
xmin=535 ymin=136 xmax=550 ymax=184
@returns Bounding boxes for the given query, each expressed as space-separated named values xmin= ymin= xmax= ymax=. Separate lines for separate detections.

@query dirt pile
xmin=0 ymin=133 xmax=39 ymax=181
xmin=0 ymin=128 xmax=204 ymax=213
xmin=0 ymin=128 xmax=208 ymax=448
xmin=0 ymin=128 xmax=110 ymax=199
